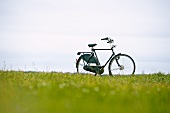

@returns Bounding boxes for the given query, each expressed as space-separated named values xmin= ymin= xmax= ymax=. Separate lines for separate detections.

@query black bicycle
xmin=76 ymin=37 xmax=136 ymax=76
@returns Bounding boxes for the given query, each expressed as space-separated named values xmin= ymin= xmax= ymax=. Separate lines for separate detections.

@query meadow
xmin=0 ymin=71 xmax=170 ymax=113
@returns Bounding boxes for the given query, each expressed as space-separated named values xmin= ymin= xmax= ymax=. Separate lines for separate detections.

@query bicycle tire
xmin=108 ymin=54 xmax=136 ymax=75
xmin=76 ymin=57 xmax=92 ymax=74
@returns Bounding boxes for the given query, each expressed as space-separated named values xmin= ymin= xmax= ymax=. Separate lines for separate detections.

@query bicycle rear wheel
xmin=76 ymin=57 xmax=92 ymax=74
xmin=109 ymin=54 xmax=135 ymax=75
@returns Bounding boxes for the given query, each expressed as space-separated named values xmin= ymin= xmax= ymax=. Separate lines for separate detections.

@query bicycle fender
xmin=114 ymin=53 xmax=121 ymax=57
xmin=76 ymin=56 xmax=81 ymax=68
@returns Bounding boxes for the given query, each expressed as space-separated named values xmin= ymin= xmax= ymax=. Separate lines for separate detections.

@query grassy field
xmin=0 ymin=71 xmax=170 ymax=113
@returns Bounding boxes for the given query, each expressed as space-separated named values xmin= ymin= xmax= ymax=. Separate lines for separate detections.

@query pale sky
xmin=0 ymin=0 xmax=170 ymax=73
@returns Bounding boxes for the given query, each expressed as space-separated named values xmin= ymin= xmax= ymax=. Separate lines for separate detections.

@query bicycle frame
xmin=91 ymin=48 xmax=118 ymax=68
xmin=77 ymin=47 xmax=121 ymax=69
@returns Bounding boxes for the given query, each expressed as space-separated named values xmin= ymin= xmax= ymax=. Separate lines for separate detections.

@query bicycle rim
xmin=109 ymin=54 xmax=135 ymax=75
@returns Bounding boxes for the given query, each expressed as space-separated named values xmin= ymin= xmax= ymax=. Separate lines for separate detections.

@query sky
xmin=0 ymin=0 xmax=170 ymax=74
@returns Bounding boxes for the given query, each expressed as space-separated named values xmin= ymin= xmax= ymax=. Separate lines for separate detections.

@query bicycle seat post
xmin=91 ymin=47 xmax=95 ymax=52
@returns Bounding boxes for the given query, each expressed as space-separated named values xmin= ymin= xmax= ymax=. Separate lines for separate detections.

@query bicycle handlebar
xmin=101 ymin=37 xmax=109 ymax=40
xmin=101 ymin=37 xmax=114 ymax=43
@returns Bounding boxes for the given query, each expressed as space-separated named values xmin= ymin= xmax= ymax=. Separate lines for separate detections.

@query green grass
xmin=0 ymin=71 xmax=170 ymax=113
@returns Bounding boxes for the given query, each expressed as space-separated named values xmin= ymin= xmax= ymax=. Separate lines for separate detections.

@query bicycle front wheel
xmin=109 ymin=54 xmax=135 ymax=75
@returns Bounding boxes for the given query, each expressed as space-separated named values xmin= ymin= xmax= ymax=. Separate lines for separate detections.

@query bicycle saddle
xmin=88 ymin=44 xmax=97 ymax=47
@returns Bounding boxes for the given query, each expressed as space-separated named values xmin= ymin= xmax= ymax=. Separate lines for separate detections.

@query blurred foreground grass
xmin=0 ymin=71 xmax=170 ymax=113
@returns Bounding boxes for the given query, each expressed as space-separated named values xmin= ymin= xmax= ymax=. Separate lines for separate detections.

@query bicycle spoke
xmin=111 ymin=67 xmax=121 ymax=71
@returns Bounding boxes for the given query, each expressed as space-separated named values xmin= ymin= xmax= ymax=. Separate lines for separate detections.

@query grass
xmin=0 ymin=71 xmax=170 ymax=113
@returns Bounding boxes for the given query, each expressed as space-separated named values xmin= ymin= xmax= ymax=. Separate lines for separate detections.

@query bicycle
xmin=76 ymin=37 xmax=136 ymax=76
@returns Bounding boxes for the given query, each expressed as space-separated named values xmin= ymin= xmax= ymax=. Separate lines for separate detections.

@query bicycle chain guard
xmin=83 ymin=65 xmax=104 ymax=74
